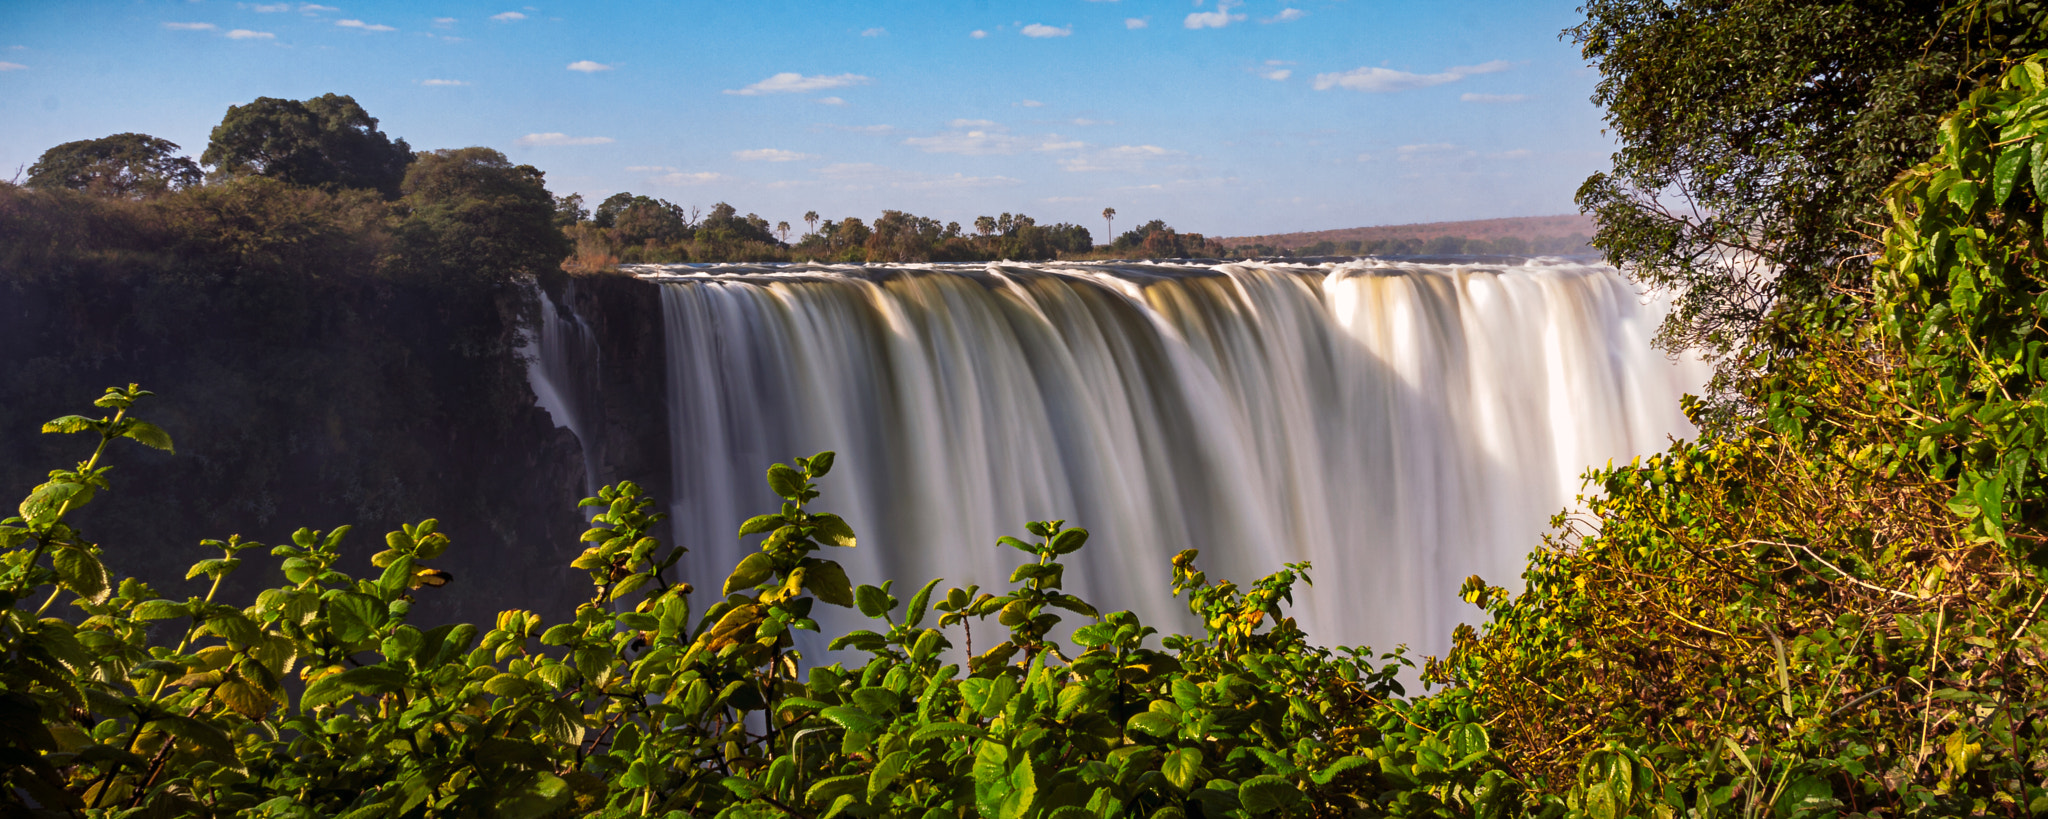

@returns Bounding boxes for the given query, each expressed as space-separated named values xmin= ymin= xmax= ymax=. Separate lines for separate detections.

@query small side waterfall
xmin=524 ymin=282 xmax=605 ymax=498
xmin=645 ymin=259 xmax=1707 ymax=655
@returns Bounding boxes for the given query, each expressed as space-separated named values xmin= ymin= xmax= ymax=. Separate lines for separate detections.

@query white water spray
xmin=640 ymin=259 xmax=1706 ymax=656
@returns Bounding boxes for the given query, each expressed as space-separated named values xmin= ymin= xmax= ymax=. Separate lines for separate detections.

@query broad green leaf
xmin=40 ymin=415 xmax=99 ymax=435
xmin=51 ymin=547 xmax=108 ymax=602
xmin=812 ymin=513 xmax=857 ymax=548
xmin=738 ymin=514 xmax=784 ymax=536
xmin=821 ymin=704 xmax=883 ymax=735
xmin=905 ymin=577 xmax=941 ymax=627
xmin=1995 ymin=143 xmax=2026 ymax=205
xmin=869 ymin=750 xmax=912 ymax=803
xmin=1127 ymin=710 xmax=1177 ymax=738
xmin=495 ymin=772 xmax=571 ymax=819
xmin=1162 ymin=747 xmax=1202 ymax=791
xmin=974 ymin=741 xmax=1015 ymax=819
xmin=910 ymin=721 xmax=985 ymax=743
xmin=806 ymin=450 xmax=835 ymax=477
xmin=121 ymin=420 xmax=175 ymax=452
xmin=855 ymin=584 xmax=891 ymax=619
xmin=1238 ymin=776 xmax=1300 ymax=814
xmin=804 ymin=559 xmax=855 ymax=608
xmin=724 ymin=552 xmax=775 ymax=596
xmin=767 ymin=463 xmax=805 ymax=500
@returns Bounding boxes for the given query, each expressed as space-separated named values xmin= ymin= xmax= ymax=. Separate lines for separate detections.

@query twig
xmin=1748 ymin=540 xmax=1922 ymax=601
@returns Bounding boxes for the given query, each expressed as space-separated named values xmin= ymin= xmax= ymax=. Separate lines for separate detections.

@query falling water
xmin=524 ymin=282 xmax=605 ymax=498
xmin=642 ymin=259 xmax=1708 ymax=656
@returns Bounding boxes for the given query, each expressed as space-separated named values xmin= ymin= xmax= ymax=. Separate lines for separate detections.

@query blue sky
xmin=0 ymin=1 xmax=1611 ymax=237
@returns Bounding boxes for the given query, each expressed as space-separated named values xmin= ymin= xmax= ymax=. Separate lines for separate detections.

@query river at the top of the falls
xmin=528 ymin=257 xmax=1710 ymax=661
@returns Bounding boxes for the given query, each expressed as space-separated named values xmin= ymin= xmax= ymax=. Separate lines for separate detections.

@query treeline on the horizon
xmin=1232 ymin=232 xmax=1594 ymax=258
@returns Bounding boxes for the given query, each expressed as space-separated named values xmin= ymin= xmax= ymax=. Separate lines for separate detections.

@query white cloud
xmin=970 ymin=29 xmax=988 ymax=38
xmin=652 ymin=171 xmax=728 ymax=186
xmin=815 ymin=163 xmax=1019 ymax=191
xmin=950 ymin=118 xmax=1001 ymax=129
xmin=825 ymin=124 xmax=895 ymax=134
xmin=421 ymin=79 xmax=469 ymax=86
xmin=1185 ymin=1 xmax=1243 ymax=29
xmin=249 ymin=3 xmax=291 ymax=11
xmin=1461 ymin=93 xmax=1528 ymax=103
xmin=1125 ymin=17 xmax=1148 ymax=29
xmin=567 ymin=60 xmax=614 ymax=73
xmin=1313 ymin=60 xmax=1510 ymax=93
xmin=1487 ymin=149 xmax=1533 ymax=159
xmin=624 ymin=165 xmax=674 ymax=173
xmin=1071 ymin=118 xmax=1114 ymax=126
xmin=433 ymin=17 xmax=457 ymax=26
xmin=0 ymin=62 xmax=24 ymax=71
xmin=225 ymin=29 xmax=275 ymax=39
xmin=725 ymin=72 xmax=869 ymax=95
xmin=1394 ymin=143 xmax=1464 ymax=162
xmin=861 ymin=27 xmax=886 ymax=36
xmin=1060 ymin=144 xmax=1182 ymax=173
xmin=337 ymin=19 xmax=397 ymax=31
xmin=903 ymin=129 xmax=1030 ymax=156
xmin=734 ymin=148 xmax=816 ymax=162
xmin=1015 ymin=100 xmax=1045 ymax=108
xmin=299 ymin=4 xmax=337 ymax=12
xmin=1260 ymin=69 xmax=1291 ymax=81
xmin=1264 ymin=8 xmax=1306 ymax=22
xmin=491 ymin=11 xmax=526 ymax=21
xmin=815 ymin=96 xmax=847 ymax=106
xmin=1021 ymin=23 xmax=1072 ymax=38
xmin=517 ymin=133 xmax=616 ymax=146
xmin=163 ymin=22 xmax=219 ymax=31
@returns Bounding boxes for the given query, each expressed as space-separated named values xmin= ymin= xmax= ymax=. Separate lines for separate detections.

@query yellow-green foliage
xmin=1444 ymin=55 xmax=2048 ymax=817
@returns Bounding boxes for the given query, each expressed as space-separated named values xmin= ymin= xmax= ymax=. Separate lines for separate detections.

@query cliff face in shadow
xmin=0 ymin=182 xmax=671 ymax=627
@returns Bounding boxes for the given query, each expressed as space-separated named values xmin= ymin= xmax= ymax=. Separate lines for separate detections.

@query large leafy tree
xmin=25 ymin=133 xmax=202 ymax=198
xmin=1573 ymin=0 xmax=2047 ymax=366
xmin=386 ymin=147 xmax=570 ymax=291
xmin=201 ymin=93 xmax=413 ymax=198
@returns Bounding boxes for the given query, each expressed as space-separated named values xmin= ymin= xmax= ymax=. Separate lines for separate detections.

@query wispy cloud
xmin=0 ymin=62 xmax=24 ymax=71
xmin=163 ymin=22 xmax=219 ymax=31
xmin=1060 ymin=144 xmax=1183 ymax=173
xmin=1185 ymin=0 xmax=1244 ymax=29
xmin=725 ymin=72 xmax=869 ymax=95
xmin=421 ymin=79 xmax=469 ymax=86
xmin=490 ymin=11 xmax=526 ymax=22
xmin=822 ymin=124 xmax=896 ymax=134
xmin=902 ymin=123 xmax=1082 ymax=156
xmin=1260 ymin=68 xmax=1291 ymax=81
xmin=1021 ymin=23 xmax=1072 ymax=38
xmin=815 ymin=163 xmax=1019 ymax=191
xmin=1263 ymin=8 xmax=1306 ymax=23
xmin=1461 ymin=92 xmax=1528 ymax=103
xmin=225 ymin=29 xmax=275 ymax=39
xmin=433 ymin=17 xmax=457 ymax=26
xmin=336 ymin=19 xmax=397 ymax=32
xmin=300 ymin=4 xmax=337 ymax=12
xmin=1487 ymin=149 xmax=1533 ymax=159
xmin=1394 ymin=143 xmax=1464 ymax=162
xmin=970 ymin=29 xmax=988 ymax=38
xmin=567 ymin=60 xmax=614 ymax=73
xmin=1015 ymin=100 xmax=1045 ymax=108
xmin=1313 ymin=60 xmax=1510 ymax=93
xmin=652 ymin=171 xmax=728 ymax=186
xmin=734 ymin=148 xmax=816 ymax=162
xmin=1126 ymin=18 xmax=1148 ymax=29
xmin=951 ymin=118 xmax=1000 ymax=129
xmin=1071 ymin=118 xmax=1114 ymax=126
xmin=861 ymin=27 xmax=886 ymax=37
xmin=248 ymin=2 xmax=291 ymax=11
xmin=517 ymin=133 xmax=615 ymax=146
xmin=815 ymin=96 xmax=847 ymax=106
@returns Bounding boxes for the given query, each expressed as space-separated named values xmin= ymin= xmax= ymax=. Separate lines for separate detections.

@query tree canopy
xmin=200 ymin=93 xmax=413 ymax=199
xmin=1573 ymin=0 xmax=2048 ymax=366
xmin=25 ymin=133 xmax=202 ymax=199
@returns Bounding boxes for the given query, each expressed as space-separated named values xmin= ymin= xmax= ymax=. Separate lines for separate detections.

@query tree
xmin=974 ymin=215 xmax=996 ymax=240
xmin=776 ymin=221 xmax=790 ymax=244
xmin=803 ymin=210 xmax=820 ymax=236
xmin=25 ymin=133 xmax=202 ymax=198
xmin=1102 ymin=206 xmax=1115 ymax=245
xmin=201 ymin=93 xmax=413 ymax=198
xmin=1572 ymin=0 xmax=2047 ymax=366
xmin=553 ymin=193 xmax=589 ymax=227
xmin=385 ymin=147 xmax=569 ymax=291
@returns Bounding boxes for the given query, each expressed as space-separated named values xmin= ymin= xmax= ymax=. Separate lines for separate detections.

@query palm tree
xmin=975 ymin=215 xmax=996 ymax=241
xmin=1102 ymin=207 xmax=1115 ymax=246
xmin=804 ymin=210 xmax=820 ymax=237
xmin=776 ymin=221 xmax=791 ymax=244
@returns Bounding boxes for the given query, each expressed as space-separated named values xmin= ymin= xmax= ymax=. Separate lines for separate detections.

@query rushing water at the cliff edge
xmin=539 ymin=259 xmax=1708 ymax=657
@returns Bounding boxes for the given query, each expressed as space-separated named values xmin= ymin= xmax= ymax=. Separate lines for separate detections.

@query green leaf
xmin=121 ymin=420 xmax=175 ymax=452
xmin=1001 ymin=757 xmax=1038 ymax=819
xmin=812 ymin=513 xmax=857 ymax=548
xmin=484 ymin=672 xmax=532 ymax=697
xmin=20 ymin=480 xmax=90 ymax=525
xmin=1995 ymin=143 xmax=2027 ymax=205
xmin=215 ymin=677 xmax=273 ymax=718
xmin=805 ymin=774 xmax=866 ymax=805
xmin=855 ymin=584 xmax=891 ymax=619
xmin=1311 ymin=755 xmax=1368 ymax=785
xmin=807 ymin=450 xmax=836 ymax=477
xmin=724 ymin=552 xmax=776 ymax=596
xmin=51 ymin=547 xmax=108 ymax=602
xmin=904 ymin=577 xmax=941 ymax=627
xmin=999 ymin=536 xmax=1036 ymax=555
xmin=156 ymin=714 xmax=235 ymax=761
xmin=974 ymin=741 xmax=1015 ymax=819
xmin=738 ymin=514 xmax=784 ymax=536
xmin=131 ymin=599 xmax=186 ymax=621
xmin=910 ymin=721 xmax=985 ymax=743
xmin=381 ymin=625 xmax=424 ymax=663
xmin=767 ymin=463 xmax=805 ymax=500
xmin=1162 ymin=747 xmax=1202 ymax=791
xmin=301 ymin=665 xmax=408 ymax=709
xmin=534 ymin=663 xmax=576 ymax=691
xmin=327 ymin=593 xmax=384 ymax=645
xmin=869 ymin=750 xmax=912 ymax=803
xmin=1050 ymin=528 xmax=1088 ymax=555
xmin=40 ymin=415 xmax=99 ymax=435
xmin=821 ymin=704 xmax=883 ymax=735
xmin=804 ymin=559 xmax=855 ymax=607
xmin=1127 ymin=711 xmax=1177 ymax=738
xmin=495 ymin=772 xmax=571 ymax=819
xmin=1237 ymin=776 xmax=1300 ymax=814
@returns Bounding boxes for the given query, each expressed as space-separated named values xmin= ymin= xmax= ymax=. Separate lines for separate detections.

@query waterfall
xmin=524 ymin=281 xmax=604 ymax=498
xmin=646 ymin=259 xmax=1708 ymax=656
